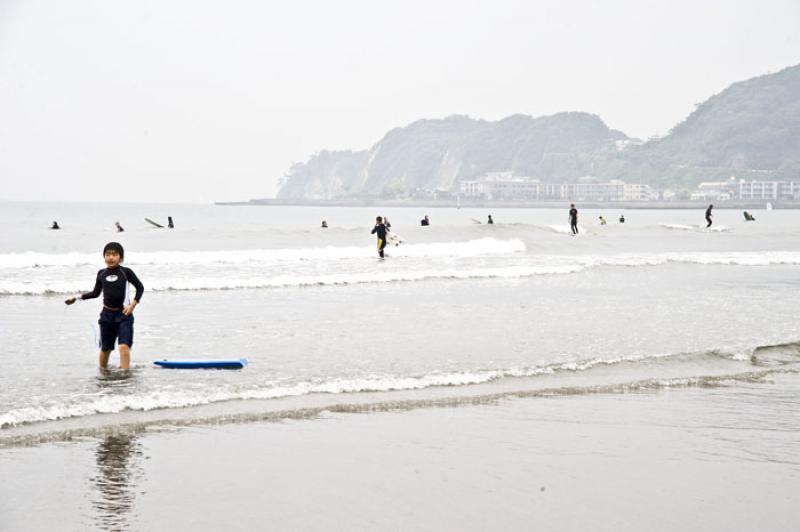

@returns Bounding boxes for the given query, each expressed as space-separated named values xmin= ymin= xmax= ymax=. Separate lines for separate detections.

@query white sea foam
xmin=0 ymin=350 xmax=743 ymax=428
xmin=660 ymin=223 xmax=731 ymax=232
xmin=2 ymin=250 xmax=799 ymax=295
xmin=0 ymin=238 xmax=525 ymax=269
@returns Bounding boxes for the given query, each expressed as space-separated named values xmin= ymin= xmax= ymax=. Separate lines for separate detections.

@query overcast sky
xmin=1 ymin=0 xmax=799 ymax=203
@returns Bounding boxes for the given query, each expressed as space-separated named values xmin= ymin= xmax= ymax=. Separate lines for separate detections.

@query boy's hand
xmin=123 ymin=301 xmax=137 ymax=316
xmin=65 ymin=297 xmax=76 ymax=305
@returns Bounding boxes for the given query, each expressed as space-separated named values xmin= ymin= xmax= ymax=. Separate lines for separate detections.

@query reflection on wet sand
xmin=91 ymin=433 xmax=142 ymax=531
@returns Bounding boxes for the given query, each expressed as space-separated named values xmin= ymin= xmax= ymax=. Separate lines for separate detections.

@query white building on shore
xmin=459 ymin=174 xmax=654 ymax=201
xmin=692 ymin=178 xmax=800 ymax=201
xmin=738 ymin=179 xmax=800 ymax=200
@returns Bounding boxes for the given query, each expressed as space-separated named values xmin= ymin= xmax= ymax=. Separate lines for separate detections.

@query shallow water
xmin=1 ymin=202 xmax=799 ymax=438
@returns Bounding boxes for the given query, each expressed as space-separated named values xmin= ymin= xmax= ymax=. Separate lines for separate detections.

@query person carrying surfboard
xmin=64 ymin=242 xmax=144 ymax=371
xmin=371 ymin=216 xmax=388 ymax=258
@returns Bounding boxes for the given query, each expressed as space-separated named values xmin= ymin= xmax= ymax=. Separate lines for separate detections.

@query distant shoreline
xmin=216 ymin=198 xmax=800 ymax=209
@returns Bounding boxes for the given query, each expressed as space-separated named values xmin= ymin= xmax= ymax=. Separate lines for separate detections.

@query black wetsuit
xmin=371 ymin=223 xmax=387 ymax=258
xmin=80 ymin=266 xmax=144 ymax=350
xmin=705 ymin=206 xmax=713 ymax=228
xmin=80 ymin=266 xmax=144 ymax=309
xmin=569 ymin=208 xmax=578 ymax=235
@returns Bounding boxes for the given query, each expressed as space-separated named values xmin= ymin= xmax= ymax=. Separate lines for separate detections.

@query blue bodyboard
xmin=153 ymin=358 xmax=248 ymax=369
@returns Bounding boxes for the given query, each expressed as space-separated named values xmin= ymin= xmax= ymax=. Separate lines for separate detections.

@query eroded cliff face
xmin=278 ymin=112 xmax=625 ymax=199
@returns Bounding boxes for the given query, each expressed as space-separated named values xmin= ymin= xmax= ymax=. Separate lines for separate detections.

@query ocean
xmin=1 ymin=201 xmax=799 ymax=531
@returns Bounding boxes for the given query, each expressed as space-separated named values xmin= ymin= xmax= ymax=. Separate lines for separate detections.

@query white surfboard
xmin=386 ymin=232 xmax=404 ymax=246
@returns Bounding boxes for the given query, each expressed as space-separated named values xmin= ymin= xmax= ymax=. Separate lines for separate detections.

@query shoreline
xmin=2 ymin=379 xmax=797 ymax=532
xmin=216 ymin=198 xmax=800 ymax=209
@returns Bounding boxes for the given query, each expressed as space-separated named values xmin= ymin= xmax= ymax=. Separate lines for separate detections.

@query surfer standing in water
xmin=569 ymin=204 xmax=579 ymax=235
xmin=705 ymin=204 xmax=714 ymax=228
xmin=64 ymin=242 xmax=143 ymax=371
xmin=371 ymin=216 xmax=388 ymax=258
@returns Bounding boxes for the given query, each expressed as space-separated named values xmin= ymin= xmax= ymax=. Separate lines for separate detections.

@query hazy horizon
xmin=2 ymin=0 xmax=799 ymax=203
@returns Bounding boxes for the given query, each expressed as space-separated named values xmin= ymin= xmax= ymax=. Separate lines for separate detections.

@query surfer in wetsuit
xmin=50 ymin=221 xmax=60 ymax=230
xmin=619 ymin=214 xmax=625 ymax=223
xmin=599 ymin=216 xmax=607 ymax=225
xmin=487 ymin=215 xmax=494 ymax=224
xmin=569 ymin=204 xmax=578 ymax=235
xmin=743 ymin=211 xmax=755 ymax=221
xmin=115 ymin=221 xmax=124 ymax=233
xmin=705 ymin=204 xmax=713 ymax=228
xmin=64 ymin=242 xmax=144 ymax=371
xmin=167 ymin=216 xmax=174 ymax=229
xmin=421 ymin=215 xmax=430 ymax=226
xmin=371 ymin=216 xmax=388 ymax=258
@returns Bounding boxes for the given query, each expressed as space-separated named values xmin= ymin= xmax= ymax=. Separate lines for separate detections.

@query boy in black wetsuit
xmin=371 ymin=216 xmax=388 ymax=258
xmin=65 ymin=242 xmax=144 ymax=370
xmin=705 ymin=204 xmax=713 ymax=228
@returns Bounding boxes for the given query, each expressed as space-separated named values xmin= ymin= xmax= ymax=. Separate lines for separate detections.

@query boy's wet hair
xmin=376 ymin=216 xmax=383 ymax=222
xmin=103 ymin=242 xmax=124 ymax=260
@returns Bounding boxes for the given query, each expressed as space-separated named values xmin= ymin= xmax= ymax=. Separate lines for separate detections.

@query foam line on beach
xmin=3 ymin=344 xmax=796 ymax=431
xmin=1 ymin=367 xmax=795 ymax=449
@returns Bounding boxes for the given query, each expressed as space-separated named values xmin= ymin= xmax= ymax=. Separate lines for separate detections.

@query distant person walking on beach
xmin=371 ymin=216 xmax=388 ymax=258
xmin=705 ymin=204 xmax=714 ymax=228
xmin=115 ymin=222 xmax=124 ymax=233
xmin=569 ymin=204 xmax=579 ymax=235
xmin=50 ymin=221 xmax=60 ymax=230
xmin=167 ymin=216 xmax=174 ymax=229
xmin=421 ymin=215 xmax=430 ymax=226
xmin=487 ymin=215 xmax=494 ymax=224
xmin=64 ymin=242 xmax=144 ymax=371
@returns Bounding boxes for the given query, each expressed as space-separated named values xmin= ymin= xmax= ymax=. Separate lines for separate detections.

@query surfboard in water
xmin=386 ymin=232 xmax=404 ymax=246
xmin=145 ymin=218 xmax=165 ymax=228
xmin=153 ymin=358 xmax=248 ymax=369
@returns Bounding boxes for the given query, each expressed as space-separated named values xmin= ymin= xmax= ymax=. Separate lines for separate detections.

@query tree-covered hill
xmin=278 ymin=64 xmax=800 ymax=199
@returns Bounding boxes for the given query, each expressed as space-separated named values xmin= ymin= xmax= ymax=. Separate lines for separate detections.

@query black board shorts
xmin=98 ymin=309 xmax=134 ymax=350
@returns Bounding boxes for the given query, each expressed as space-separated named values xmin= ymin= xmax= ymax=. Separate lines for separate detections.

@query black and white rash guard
xmin=80 ymin=267 xmax=144 ymax=309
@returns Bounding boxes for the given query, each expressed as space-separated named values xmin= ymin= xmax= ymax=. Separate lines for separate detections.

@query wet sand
xmin=2 ymin=378 xmax=798 ymax=532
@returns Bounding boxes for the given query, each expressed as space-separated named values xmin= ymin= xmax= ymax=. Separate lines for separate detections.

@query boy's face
xmin=104 ymin=250 xmax=121 ymax=268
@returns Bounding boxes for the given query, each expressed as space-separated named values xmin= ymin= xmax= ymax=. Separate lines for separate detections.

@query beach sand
xmin=2 ymin=377 xmax=798 ymax=532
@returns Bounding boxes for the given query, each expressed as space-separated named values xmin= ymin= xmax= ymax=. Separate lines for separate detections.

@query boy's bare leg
xmin=99 ymin=350 xmax=112 ymax=369
xmin=118 ymin=344 xmax=131 ymax=370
